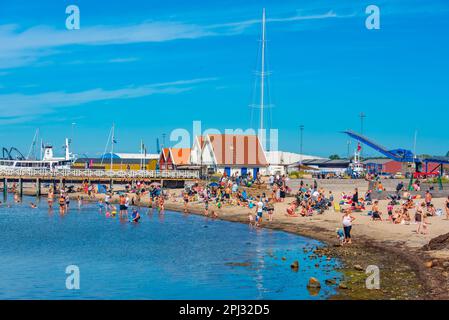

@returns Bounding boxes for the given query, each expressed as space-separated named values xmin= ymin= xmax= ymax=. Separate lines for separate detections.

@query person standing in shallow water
xmin=47 ymin=189 xmax=54 ymax=209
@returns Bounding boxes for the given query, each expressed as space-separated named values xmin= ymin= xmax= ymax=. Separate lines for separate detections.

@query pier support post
xmin=36 ymin=178 xmax=41 ymax=197
xmin=52 ymin=179 xmax=57 ymax=193
xmin=2 ymin=178 xmax=7 ymax=202
xmin=110 ymin=179 xmax=113 ymax=192
xmin=19 ymin=178 xmax=23 ymax=198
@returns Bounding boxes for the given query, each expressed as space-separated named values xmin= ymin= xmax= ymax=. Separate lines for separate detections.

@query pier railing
xmin=0 ymin=168 xmax=199 ymax=180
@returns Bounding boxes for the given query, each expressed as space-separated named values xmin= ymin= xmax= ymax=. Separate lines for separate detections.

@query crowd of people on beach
xmin=4 ymin=172 xmax=449 ymax=246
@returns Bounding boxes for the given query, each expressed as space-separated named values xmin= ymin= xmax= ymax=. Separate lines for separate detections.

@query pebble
xmin=291 ymin=260 xmax=299 ymax=270
xmin=307 ymin=277 xmax=321 ymax=289
xmin=338 ymin=282 xmax=349 ymax=289
xmin=354 ymin=264 xmax=364 ymax=271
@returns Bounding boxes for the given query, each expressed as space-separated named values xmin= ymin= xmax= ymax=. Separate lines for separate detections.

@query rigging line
xmin=100 ymin=126 xmax=112 ymax=165
xmin=250 ymin=37 xmax=262 ymax=129
xmin=264 ymin=34 xmax=274 ymax=132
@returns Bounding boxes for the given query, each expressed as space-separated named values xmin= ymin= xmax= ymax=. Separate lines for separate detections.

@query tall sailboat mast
xmin=110 ymin=123 xmax=115 ymax=171
xmin=259 ymin=8 xmax=266 ymax=137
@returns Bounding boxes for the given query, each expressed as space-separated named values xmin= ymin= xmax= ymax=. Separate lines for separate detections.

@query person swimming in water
xmin=130 ymin=209 xmax=140 ymax=223
xmin=30 ymin=202 xmax=37 ymax=209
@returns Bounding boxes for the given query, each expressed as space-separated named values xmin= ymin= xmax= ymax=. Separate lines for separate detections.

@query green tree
xmin=329 ymin=154 xmax=341 ymax=160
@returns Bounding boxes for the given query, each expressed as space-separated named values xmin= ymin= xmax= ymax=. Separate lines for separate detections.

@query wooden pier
xmin=0 ymin=168 xmax=199 ymax=198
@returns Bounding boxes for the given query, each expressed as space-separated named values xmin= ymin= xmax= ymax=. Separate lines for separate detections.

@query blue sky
xmin=0 ymin=0 xmax=448 ymax=158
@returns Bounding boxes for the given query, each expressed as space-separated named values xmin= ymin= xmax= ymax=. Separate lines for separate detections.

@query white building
xmin=190 ymin=134 xmax=268 ymax=177
xmin=262 ymin=151 xmax=323 ymax=175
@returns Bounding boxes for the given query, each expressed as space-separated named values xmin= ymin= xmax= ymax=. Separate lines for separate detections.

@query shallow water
xmin=0 ymin=196 xmax=341 ymax=299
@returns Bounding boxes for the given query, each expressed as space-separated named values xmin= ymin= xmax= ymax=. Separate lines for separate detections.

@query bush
xmin=289 ymin=171 xmax=304 ymax=179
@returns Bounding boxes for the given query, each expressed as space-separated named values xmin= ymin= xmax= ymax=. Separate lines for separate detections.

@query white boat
xmin=0 ymin=138 xmax=74 ymax=170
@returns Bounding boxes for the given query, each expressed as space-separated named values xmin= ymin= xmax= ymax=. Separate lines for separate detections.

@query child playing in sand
xmin=336 ymin=228 xmax=345 ymax=246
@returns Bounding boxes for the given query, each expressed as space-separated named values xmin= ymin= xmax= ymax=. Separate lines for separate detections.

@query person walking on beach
xmin=342 ymin=209 xmax=355 ymax=245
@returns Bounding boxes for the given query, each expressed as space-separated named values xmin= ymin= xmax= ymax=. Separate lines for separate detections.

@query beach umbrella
xmin=209 ymin=182 xmax=219 ymax=187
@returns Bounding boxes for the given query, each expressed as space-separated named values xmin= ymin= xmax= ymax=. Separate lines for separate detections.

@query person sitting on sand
xmin=371 ymin=201 xmax=382 ymax=221
xmin=392 ymin=208 xmax=401 ymax=224
xmin=286 ymin=202 xmax=299 ymax=217
xmin=426 ymin=204 xmax=436 ymax=217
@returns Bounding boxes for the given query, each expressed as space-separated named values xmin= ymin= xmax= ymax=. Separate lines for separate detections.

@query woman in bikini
xmin=415 ymin=202 xmax=427 ymax=234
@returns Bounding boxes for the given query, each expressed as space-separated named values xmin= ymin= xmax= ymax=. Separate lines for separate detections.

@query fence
xmin=0 ymin=168 xmax=199 ymax=179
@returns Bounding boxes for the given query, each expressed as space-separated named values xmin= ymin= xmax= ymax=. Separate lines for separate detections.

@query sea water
xmin=0 ymin=196 xmax=341 ymax=299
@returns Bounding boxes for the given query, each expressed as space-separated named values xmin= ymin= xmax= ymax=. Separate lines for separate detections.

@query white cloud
xmin=108 ymin=57 xmax=140 ymax=63
xmin=0 ymin=78 xmax=216 ymax=124
xmin=0 ymin=11 xmax=345 ymax=69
